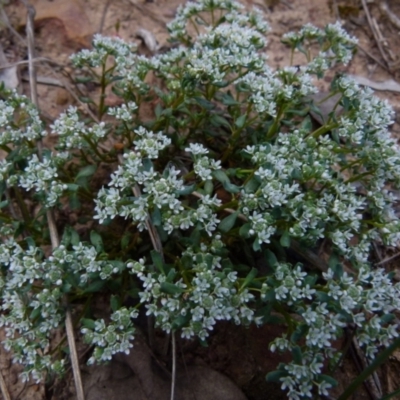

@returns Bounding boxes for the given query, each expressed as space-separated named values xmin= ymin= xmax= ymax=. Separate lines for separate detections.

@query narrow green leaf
xmin=292 ymin=346 xmax=302 ymax=364
xmin=151 ymin=250 xmax=164 ymax=274
xmin=235 ymin=114 xmax=246 ymax=129
xmin=110 ymin=295 xmax=121 ymax=312
xmin=75 ymin=165 xmax=96 ymax=181
xmin=328 ymin=252 xmax=343 ymax=279
xmin=223 ymin=181 xmax=240 ymax=194
xmin=212 ymin=169 xmax=230 ymax=184
xmin=81 ymin=318 xmax=96 ymax=330
xmin=194 ymin=97 xmax=214 ymax=110
xmin=218 ymin=211 xmax=239 ymax=233
xmin=266 ymin=370 xmax=287 ymax=382
xmin=83 ymin=280 xmax=106 ymax=293
xmin=204 ymin=180 xmax=214 ymax=195
xmin=240 ymin=267 xmax=258 ymax=290
xmin=221 ymin=93 xmax=239 ymax=106
xmin=160 ymin=282 xmax=184 ymax=295
xmin=176 ymin=184 xmax=195 ymax=196
xmin=239 ymin=222 xmax=251 ymax=239
xmin=280 ymin=230 xmax=291 ymax=248
xmin=30 ymin=307 xmax=41 ymax=320
xmin=210 ymin=114 xmax=231 ymax=129
xmin=66 ymin=183 xmax=80 ymax=191
xmin=151 ymin=207 xmax=162 ymax=226
xmin=264 ymin=249 xmax=278 ymax=268
xmin=90 ymin=230 xmax=103 ymax=252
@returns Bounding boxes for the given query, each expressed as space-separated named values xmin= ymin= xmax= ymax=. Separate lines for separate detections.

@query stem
xmin=309 ymin=122 xmax=339 ymax=139
xmin=98 ymin=59 xmax=108 ymax=120
xmin=13 ymin=186 xmax=33 ymax=227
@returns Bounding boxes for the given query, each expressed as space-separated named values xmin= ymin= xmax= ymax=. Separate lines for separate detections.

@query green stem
xmin=309 ymin=122 xmax=339 ymax=139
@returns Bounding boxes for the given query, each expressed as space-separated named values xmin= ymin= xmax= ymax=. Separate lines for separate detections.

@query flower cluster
xmin=265 ymin=263 xmax=400 ymax=399
xmin=128 ymin=237 xmax=254 ymax=340
xmin=81 ymin=307 xmax=138 ymax=364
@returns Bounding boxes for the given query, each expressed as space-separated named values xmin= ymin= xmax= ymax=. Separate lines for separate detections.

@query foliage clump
xmin=0 ymin=0 xmax=399 ymax=398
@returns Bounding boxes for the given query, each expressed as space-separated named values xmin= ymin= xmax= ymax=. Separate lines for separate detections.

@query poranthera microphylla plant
xmin=0 ymin=0 xmax=399 ymax=398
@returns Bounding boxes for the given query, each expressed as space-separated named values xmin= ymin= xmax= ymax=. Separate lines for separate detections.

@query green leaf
xmin=222 ymin=181 xmax=240 ymax=194
xmin=69 ymin=193 xmax=81 ymax=210
xmin=176 ymin=184 xmax=195 ymax=196
xmin=30 ymin=306 xmax=41 ymax=320
xmin=172 ymin=313 xmax=191 ymax=330
xmin=280 ymin=230 xmax=291 ymax=248
xmin=79 ymin=96 xmax=95 ymax=104
xmin=266 ymin=370 xmax=287 ymax=382
xmin=212 ymin=169 xmax=230 ymax=184
xmin=213 ymin=80 xmax=229 ymax=88
xmin=83 ymin=280 xmax=106 ymax=293
xmin=75 ymin=76 xmax=93 ymax=83
xmin=110 ymin=295 xmax=121 ymax=312
xmin=244 ymin=176 xmax=260 ymax=193
xmin=290 ymin=324 xmax=308 ymax=343
xmin=239 ymin=223 xmax=251 ymax=239
xmin=292 ymin=346 xmax=302 ymax=364
xmin=235 ymin=114 xmax=246 ymax=129
xmin=264 ymin=249 xmax=278 ymax=268
xmin=300 ymin=115 xmax=312 ymax=131
xmin=160 ymin=282 xmax=184 ymax=295
xmin=320 ymin=375 xmax=338 ymax=387
xmin=218 ymin=211 xmax=239 ymax=233
xmin=194 ymin=97 xmax=214 ymax=110
xmin=121 ymin=232 xmax=132 ymax=249
xmin=252 ymin=239 xmax=261 ymax=252
xmin=81 ymin=318 xmax=96 ymax=330
xmin=328 ymin=252 xmax=343 ymax=279
xmin=240 ymin=267 xmax=258 ymax=290
xmin=151 ymin=250 xmax=164 ymax=274
xmin=66 ymin=183 xmax=80 ymax=191
xmin=151 ymin=207 xmax=162 ymax=226
xmin=90 ymin=230 xmax=103 ymax=252
xmin=75 ymin=165 xmax=96 ymax=181
xmin=0 ymin=200 xmax=8 ymax=209
xmin=221 ymin=93 xmax=240 ymax=106
xmin=210 ymin=114 xmax=231 ymax=129
xmin=204 ymin=180 xmax=214 ymax=196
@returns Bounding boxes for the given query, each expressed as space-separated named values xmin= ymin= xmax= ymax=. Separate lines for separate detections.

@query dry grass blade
xmin=378 ymin=2 xmax=400 ymax=31
xmin=0 ymin=365 xmax=11 ymax=400
xmin=351 ymin=338 xmax=382 ymax=400
xmin=21 ymin=1 xmax=86 ymax=399
xmin=170 ymin=331 xmax=176 ymax=400
xmin=361 ymin=0 xmax=389 ymax=67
